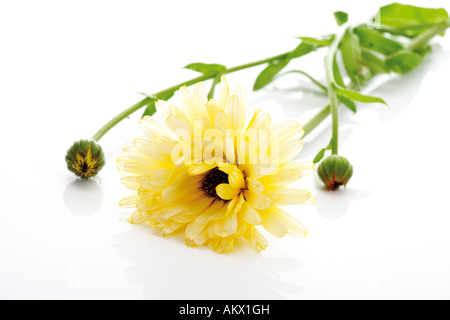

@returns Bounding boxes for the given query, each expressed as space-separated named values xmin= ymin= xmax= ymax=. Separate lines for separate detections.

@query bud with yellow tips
xmin=65 ymin=140 xmax=105 ymax=179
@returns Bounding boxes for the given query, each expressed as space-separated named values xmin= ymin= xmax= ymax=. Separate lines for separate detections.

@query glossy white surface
xmin=1 ymin=0 xmax=449 ymax=299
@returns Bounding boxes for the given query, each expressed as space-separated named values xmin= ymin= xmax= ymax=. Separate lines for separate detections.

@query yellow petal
xmin=239 ymin=201 xmax=262 ymax=225
xmin=246 ymin=177 xmax=264 ymax=194
xmin=226 ymin=193 xmax=245 ymax=215
xmin=178 ymin=86 xmax=195 ymax=123
xmin=150 ymin=168 xmax=173 ymax=186
xmin=217 ymin=75 xmax=230 ymax=110
xmin=271 ymin=120 xmax=304 ymax=141
xmin=119 ymin=194 xmax=140 ymax=208
xmin=234 ymin=86 xmax=248 ymax=127
xmin=213 ymin=213 xmax=238 ymax=237
xmin=259 ymin=208 xmax=288 ymax=238
xmin=272 ymin=207 xmax=308 ymax=237
xmin=243 ymin=224 xmax=268 ymax=252
xmin=225 ymin=94 xmax=243 ymax=129
xmin=259 ymin=161 xmax=314 ymax=187
xmin=218 ymin=164 xmax=245 ymax=189
xmin=272 ymin=188 xmax=315 ymax=206
xmin=245 ymin=109 xmax=271 ymax=131
xmin=166 ymin=112 xmax=194 ymax=136
xmin=215 ymin=183 xmax=240 ymax=200
xmin=194 ymin=200 xmax=227 ymax=224
xmin=185 ymin=222 xmax=206 ymax=240
xmin=271 ymin=138 xmax=303 ymax=164
xmin=192 ymin=82 xmax=207 ymax=117
xmin=187 ymin=163 xmax=217 ymax=175
xmin=243 ymin=190 xmax=272 ymax=210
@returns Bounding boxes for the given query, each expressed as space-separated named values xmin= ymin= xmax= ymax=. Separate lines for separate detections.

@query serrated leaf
xmin=184 ymin=62 xmax=226 ymax=75
xmin=377 ymin=3 xmax=449 ymax=37
xmin=334 ymin=11 xmax=349 ymax=26
xmin=353 ymin=26 xmax=404 ymax=55
xmin=385 ymin=51 xmax=422 ymax=73
xmin=333 ymin=84 xmax=387 ymax=105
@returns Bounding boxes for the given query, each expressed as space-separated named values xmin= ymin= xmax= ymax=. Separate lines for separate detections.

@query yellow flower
xmin=118 ymin=76 xmax=314 ymax=253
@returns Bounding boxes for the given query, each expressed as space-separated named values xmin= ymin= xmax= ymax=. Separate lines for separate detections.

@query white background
xmin=1 ymin=0 xmax=449 ymax=300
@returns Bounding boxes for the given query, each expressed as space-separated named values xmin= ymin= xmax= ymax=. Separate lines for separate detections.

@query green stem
xmin=92 ymin=97 xmax=152 ymax=141
xmin=91 ymin=51 xmax=292 ymax=142
xmin=325 ymin=27 xmax=347 ymax=155
xmin=405 ymin=21 xmax=449 ymax=51
xmin=303 ymin=103 xmax=331 ymax=135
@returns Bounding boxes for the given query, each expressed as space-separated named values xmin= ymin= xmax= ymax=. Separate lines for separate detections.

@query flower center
xmin=202 ymin=167 xmax=229 ymax=198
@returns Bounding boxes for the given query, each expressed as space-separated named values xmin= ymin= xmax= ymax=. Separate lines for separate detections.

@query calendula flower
xmin=118 ymin=76 xmax=314 ymax=253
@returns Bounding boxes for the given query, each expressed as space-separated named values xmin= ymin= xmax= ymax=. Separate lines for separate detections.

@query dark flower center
xmin=202 ymin=167 xmax=229 ymax=198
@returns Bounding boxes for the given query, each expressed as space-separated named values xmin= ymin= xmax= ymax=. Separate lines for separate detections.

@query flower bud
xmin=317 ymin=155 xmax=353 ymax=190
xmin=65 ymin=140 xmax=105 ymax=179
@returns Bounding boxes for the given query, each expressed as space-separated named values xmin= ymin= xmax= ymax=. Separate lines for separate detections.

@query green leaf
xmin=385 ymin=51 xmax=423 ymax=73
xmin=333 ymin=84 xmax=387 ymax=105
xmin=184 ymin=62 xmax=226 ymax=75
xmin=253 ymin=57 xmax=290 ymax=90
xmin=414 ymin=45 xmax=432 ymax=57
xmin=297 ymin=35 xmax=335 ymax=47
xmin=353 ymin=26 xmax=404 ymax=55
xmin=208 ymin=76 xmax=220 ymax=100
xmin=330 ymin=59 xmax=358 ymax=112
xmin=254 ymin=42 xmax=317 ymax=91
xmin=141 ymin=91 xmax=174 ymax=118
xmin=290 ymin=42 xmax=316 ymax=59
xmin=332 ymin=56 xmax=345 ymax=88
xmin=340 ymin=28 xmax=364 ymax=84
xmin=361 ymin=49 xmax=389 ymax=75
xmin=142 ymin=99 xmax=156 ymax=117
xmin=337 ymin=95 xmax=357 ymax=113
xmin=377 ymin=3 xmax=449 ymax=37
xmin=334 ymin=11 xmax=349 ymax=26
xmin=313 ymin=148 xmax=327 ymax=164
xmin=313 ymin=144 xmax=332 ymax=164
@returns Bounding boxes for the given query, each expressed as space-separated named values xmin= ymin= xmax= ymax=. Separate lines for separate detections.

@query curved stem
xmin=92 ymin=97 xmax=152 ymax=141
xmin=92 ymin=51 xmax=292 ymax=142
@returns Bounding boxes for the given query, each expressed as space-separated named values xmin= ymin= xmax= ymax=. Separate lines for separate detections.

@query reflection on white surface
xmin=63 ymin=178 xmax=104 ymax=216
xmin=113 ymin=228 xmax=304 ymax=299
xmin=314 ymin=185 xmax=373 ymax=220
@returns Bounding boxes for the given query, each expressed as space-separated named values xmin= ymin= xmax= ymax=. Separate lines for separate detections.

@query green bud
xmin=65 ymin=140 xmax=105 ymax=179
xmin=317 ymin=155 xmax=353 ymax=191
